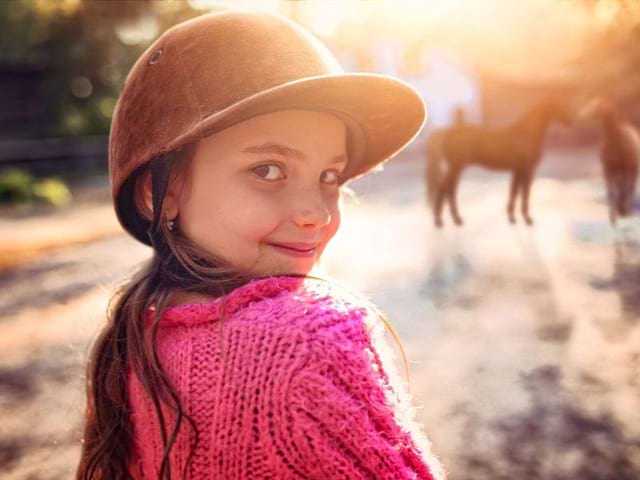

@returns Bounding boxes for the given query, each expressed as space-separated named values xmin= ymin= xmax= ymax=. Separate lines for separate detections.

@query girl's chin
xmin=251 ymin=258 xmax=320 ymax=278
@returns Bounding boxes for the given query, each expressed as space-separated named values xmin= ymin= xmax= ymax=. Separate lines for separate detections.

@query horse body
xmin=443 ymin=127 xmax=537 ymax=170
xmin=426 ymin=100 xmax=569 ymax=227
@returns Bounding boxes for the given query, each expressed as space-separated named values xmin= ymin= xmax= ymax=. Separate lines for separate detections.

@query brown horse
xmin=580 ymin=98 xmax=639 ymax=225
xmin=426 ymin=100 xmax=571 ymax=227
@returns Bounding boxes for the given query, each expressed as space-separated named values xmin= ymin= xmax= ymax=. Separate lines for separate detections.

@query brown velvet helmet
xmin=109 ymin=10 xmax=427 ymax=247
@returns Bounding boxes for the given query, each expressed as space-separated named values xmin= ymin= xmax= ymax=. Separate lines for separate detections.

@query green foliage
xmin=0 ymin=168 xmax=72 ymax=206
xmin=32 ymin=177 xmax=72 ymax=206
xmin=0 ymin=169 xmax=33 ymax=204
xmin=0 ymin=0 xmax=200 ymax=138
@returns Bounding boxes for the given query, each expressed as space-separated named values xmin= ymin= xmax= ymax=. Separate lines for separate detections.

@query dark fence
xmin=0 ymin=136 xmax=108 ymax=178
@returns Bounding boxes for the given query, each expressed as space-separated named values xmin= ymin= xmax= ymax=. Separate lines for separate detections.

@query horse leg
xmin=434 ymin=182 xmax=446 ymax=228
xmin=507 ymin=171 xmax=523 ymax=224
xmin=606 ymin=175 xmax=618 ymax=226
xmin=447 ymin=167 xmax=464 ymax=226
xmin=621 ymin=171 xmax=637 ymax=216
xmin=521 ymin=170 xmax=535 ymax=226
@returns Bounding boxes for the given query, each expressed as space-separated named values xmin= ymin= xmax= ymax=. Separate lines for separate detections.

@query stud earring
xmin=167 ymin=219 xmax=175 ymax=231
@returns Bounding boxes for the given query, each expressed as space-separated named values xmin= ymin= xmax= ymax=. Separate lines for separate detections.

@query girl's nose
xmin=291 ymin=193 xmax=332 ymax=228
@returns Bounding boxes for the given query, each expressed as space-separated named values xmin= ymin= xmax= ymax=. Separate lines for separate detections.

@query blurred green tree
xmin=0 ymin=0 xmax=203 ymax=138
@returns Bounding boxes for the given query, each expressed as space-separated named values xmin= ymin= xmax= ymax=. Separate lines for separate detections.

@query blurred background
xmin=1 ymin=0 xmax=640 ymax=478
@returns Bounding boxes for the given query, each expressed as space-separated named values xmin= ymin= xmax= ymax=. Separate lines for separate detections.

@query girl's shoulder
xmin=148 ymin=275 xmax=381 ymax=333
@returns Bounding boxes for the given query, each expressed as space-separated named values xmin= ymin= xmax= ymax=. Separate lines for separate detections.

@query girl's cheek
xmin=243 ymin=196 xmax=285 ymax=235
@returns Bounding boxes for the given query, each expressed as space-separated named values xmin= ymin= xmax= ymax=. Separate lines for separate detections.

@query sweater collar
xmin=145 ymin=275 xmax=307 ymax=328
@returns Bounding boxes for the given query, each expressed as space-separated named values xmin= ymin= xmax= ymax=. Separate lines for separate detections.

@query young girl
xmin=76 ymin=10 xmax=445 ymax=480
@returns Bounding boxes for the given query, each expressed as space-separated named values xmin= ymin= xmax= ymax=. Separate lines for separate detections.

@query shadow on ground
xmin=455 ymin=365 xmax=640 ymax=480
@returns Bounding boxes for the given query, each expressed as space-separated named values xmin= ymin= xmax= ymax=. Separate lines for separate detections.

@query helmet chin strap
xmin=146 ymin=151 xmax=175 ymax=252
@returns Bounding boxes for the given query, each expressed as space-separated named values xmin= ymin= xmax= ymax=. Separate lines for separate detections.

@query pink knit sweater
xmin=127 ymin=276 xmax=444 ymax=479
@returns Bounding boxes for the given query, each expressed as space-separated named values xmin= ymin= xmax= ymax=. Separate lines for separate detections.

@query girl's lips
xmin=267 ymin=242 xmax=319 ymax=258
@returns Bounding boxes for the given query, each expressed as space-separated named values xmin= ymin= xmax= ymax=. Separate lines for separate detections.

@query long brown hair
xmin=75 ymin=146 xmax=412 ymax=480
xmin=75 ymin=145 xmax=251 ymax=479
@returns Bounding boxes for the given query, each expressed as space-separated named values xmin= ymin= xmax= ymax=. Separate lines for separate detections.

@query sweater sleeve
xmin=278 ymin=304 xmax=445 ymax=480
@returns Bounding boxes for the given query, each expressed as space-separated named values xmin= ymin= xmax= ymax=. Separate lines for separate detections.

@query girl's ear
xmin=134 ymin=168 xmax=183 ymax=222
xmin=163 ymin=181 xmax=181 ymax=221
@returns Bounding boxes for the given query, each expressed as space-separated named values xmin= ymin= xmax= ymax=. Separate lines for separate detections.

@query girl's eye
xmin=251 ymin=164 xmax=341 ymax=184
xmin=252 ymin=163 xmax=285 ymax=181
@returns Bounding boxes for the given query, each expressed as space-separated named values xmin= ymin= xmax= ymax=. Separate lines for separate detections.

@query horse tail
xmin=425 ymin=129 xmax=446 ymax=208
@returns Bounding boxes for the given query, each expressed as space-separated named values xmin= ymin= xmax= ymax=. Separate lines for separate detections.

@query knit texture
xmin=127 ymin=276 xmax=445 ymax=479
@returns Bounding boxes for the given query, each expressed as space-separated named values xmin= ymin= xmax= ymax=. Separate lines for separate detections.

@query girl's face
xmin=165 ymin=109 xmax=348 ymax=276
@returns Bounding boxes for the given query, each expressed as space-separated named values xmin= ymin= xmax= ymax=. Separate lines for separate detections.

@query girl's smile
xmin=265 ymin=241 xmax=320 ymax=258
xmin=157 ymin=109 xmax=349 ymax=276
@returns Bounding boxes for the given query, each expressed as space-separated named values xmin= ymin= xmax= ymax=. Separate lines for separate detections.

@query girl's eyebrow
xmin=241 ymin=142 xmax=347 ymax=164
